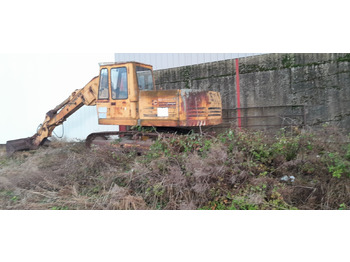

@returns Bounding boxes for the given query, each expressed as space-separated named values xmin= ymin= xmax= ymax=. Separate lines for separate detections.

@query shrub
xmin=1 ymin=127 xmax=350 ymax=210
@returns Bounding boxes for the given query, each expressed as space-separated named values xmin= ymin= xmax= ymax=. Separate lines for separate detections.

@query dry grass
xmin=0 ymin=142 xmax=145 ymax=210
xmin=1 ymin=127 xmax=350 ymax=210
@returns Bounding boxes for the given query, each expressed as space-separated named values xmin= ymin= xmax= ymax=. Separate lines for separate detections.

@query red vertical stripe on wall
xmin=235 ymin=59 xmax=241 ymax=129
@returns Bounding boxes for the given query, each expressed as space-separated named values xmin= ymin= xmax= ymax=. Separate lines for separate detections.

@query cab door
xmin=96 ymin=67 xmax=111 ymax=124
xmin=97 ymin=65 xmax=135 ymax=125
xmin=110 ymin=66 xmax=131 ymax=121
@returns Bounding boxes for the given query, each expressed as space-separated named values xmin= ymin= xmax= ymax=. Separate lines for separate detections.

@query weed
xmin=346 ymin=142 xmax=350 ymax=160
xmin=1 ymin=127 xmax=350 ymax=210
xmin=131 ymin=125 xmax=156 ymax=132
xmin=229 ymin=197 xmax=259 ymax=210
xmin=51 ymin=206 xmax=69 ymax=210
xmin=339 ymin=203 xmax=347 ymax=210
xmin=326 ymin=152 xmax=350 ymax=178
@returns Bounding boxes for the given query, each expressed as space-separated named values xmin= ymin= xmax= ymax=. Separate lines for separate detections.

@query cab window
xmin=136 ymin=66 xmax=154 ymax=90
xmin=98 ymin=68 xmax=109 ymax=99
xmin=111 ymin=67 xmax=128 ymax=100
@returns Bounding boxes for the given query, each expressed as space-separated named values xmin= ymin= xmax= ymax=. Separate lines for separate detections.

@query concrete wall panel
xmin=153 ymin=53 xmax=350 ymax=130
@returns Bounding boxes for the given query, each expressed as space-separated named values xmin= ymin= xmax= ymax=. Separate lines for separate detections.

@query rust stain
xmin=139 ymin=89 xmax=221 ymax=127
xmin=181 ymin=90 xmax=222 ymax=126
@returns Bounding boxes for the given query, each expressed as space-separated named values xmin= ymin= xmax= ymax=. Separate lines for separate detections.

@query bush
xmin=1 ymin=127 xmax=350 ymax=210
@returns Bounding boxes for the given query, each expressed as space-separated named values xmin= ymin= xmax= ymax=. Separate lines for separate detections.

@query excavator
xmin=6 ymin=61 xmax=222 ymax=155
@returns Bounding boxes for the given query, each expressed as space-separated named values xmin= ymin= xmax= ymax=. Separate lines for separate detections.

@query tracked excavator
xmin=6 ymin=62 xmax=222 ymax=155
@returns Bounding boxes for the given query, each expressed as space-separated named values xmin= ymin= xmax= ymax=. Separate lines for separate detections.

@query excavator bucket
xmin=6 ymin=137 xmax=37 ymax=156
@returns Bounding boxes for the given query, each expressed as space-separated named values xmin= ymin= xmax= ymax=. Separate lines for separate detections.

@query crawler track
xmin=85 ymin=130 xmax=178 ymax=152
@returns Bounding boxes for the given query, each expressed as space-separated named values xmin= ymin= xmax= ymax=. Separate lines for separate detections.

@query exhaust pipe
xmin=6 ymin=137 xmax=38 ymax=156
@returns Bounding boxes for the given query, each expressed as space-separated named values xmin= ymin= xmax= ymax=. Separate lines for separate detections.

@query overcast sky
xmin=0 ymin=53 xmax=117 ymax=143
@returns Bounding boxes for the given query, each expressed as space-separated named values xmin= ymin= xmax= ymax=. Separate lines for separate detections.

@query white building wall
xmin=115 ymin=53 xmax=262 ymax=70
xmin=60 ymin=105 xmax=119 ymax=142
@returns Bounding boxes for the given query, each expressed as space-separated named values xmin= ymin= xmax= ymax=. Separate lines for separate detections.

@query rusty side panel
xmin=139 ymin=89 xmax=222 ymax=127
xmin=139 ymin=90 xmax=180 ymax=126
xmin=180 ymin=90 xmax=222 ymax=127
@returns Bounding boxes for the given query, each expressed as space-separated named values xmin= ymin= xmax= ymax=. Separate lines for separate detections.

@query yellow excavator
xmin=6 ymin=62 xmax=222 ymax=155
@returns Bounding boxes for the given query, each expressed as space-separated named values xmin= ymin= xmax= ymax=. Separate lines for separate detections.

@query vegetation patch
xmin=337 ymin=54 xmax=350 ymax=63
xmin=1 ymin=127 xmax=350 ymax=210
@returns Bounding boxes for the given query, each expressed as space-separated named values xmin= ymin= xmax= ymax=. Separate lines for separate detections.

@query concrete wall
xmin=153 ymin=53 xmax=350 ymax=130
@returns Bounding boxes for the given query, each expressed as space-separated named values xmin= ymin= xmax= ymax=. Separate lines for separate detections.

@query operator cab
xmin=97 ymin=61 xmax=154 ymax=100
xmin=96 ymin=62 xmax=155 ymax=126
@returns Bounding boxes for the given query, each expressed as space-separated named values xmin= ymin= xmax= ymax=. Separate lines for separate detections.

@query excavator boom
xmin=6 ymin=76 xmax=99 ymax=155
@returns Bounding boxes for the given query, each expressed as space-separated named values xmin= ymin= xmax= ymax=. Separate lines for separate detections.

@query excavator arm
xmin=6 ymin=76 xmax=99 ymax=155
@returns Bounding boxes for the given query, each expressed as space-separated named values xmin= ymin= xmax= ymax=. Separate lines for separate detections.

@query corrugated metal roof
xmin=115 ymin=53 xmax=263 ymax=70
xmin=98 ymin=61 xmax=153 ymax=67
